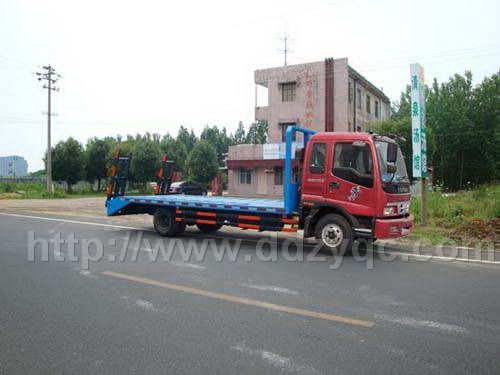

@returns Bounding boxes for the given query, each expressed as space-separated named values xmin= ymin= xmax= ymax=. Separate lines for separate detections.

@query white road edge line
xmin=1 ymin=212 xmax=498 ymax=265
xmin=374 ymin=250 xmax=500 ymax=265
xmin=0 ymin=212 xmax=144 ymax=231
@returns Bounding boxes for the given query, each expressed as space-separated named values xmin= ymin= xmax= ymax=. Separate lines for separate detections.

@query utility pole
xmin=36 ymin=65 xmax=60 ymax=193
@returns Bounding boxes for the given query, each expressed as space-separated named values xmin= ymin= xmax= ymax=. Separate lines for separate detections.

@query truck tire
xmin=315 ymin=214 xmax=353 ymax=254
xmin=196 ymin=223 xmax=222 ymax=233
xmin=153 ymin=208 xmax=185 ymax=237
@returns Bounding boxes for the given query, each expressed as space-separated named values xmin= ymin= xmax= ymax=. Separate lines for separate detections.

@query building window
xmin=239 ymin=168 xmax=252 ymax=184
xmin=309 ymin=142 xmax=326 ymax=174
xmin=375 ymin=100 xmax=379 ymax=118
xmin=274 ymin=167 xmax=283 ymax=185
xmin=280 ymin=82 xmax=296 ymax=102
xmin=281 ymin=123 xmax=297 ymax=142
xmin=333 ymin=142 xmax=373 ymax=188
xmin=356 ymin=88 xmax=361 ymax=109
xmin=348 ymin=82 xmax=353 ymax=102
xmin=366 ymin=95 xmax=371 ymax=114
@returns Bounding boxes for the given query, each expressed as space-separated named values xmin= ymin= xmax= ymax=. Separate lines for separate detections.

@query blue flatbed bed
xmin=106 ymin=194 xmax=288 ymax=216
xmin=104 ymin=127 xmax=317 ymax=234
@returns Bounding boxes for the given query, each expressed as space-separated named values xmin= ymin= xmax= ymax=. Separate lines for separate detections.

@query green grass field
xmin=0 ymin=182 xmax=105 ymax=199
xmin=409 ymin=184 xmax=499 ymax=245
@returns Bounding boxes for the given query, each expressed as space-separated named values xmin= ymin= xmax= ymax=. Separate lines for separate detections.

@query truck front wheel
xmin=153 ymin=208 xmax=185 ymax=237
xmin=315 ymin=214 xmax=353 ymax=254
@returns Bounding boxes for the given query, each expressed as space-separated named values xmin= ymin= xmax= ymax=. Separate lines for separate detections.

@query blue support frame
xmin=284 ymin=126 xmax=316 ymax=214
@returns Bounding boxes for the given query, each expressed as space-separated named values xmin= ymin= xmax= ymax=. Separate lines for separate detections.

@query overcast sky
xmin=1 ymin=0 xmax=499 ymax=171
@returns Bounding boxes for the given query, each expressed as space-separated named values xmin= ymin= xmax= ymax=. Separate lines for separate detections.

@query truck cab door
xmin=324 ymin=141 xmax=376 ymax=217
xmin=301 ymin=141 xmax=327 ymax=200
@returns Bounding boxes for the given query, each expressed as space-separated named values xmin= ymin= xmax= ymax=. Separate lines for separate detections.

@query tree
xmin=131 ymin=137 xmax=161 ymax=183
xmin=200 ymin=125 xmax=232 ymax=166
xmin=370 ymin=70 xmax=499 ymax=191
xmin=52 ymin=137 xmax=85 ymax=192
xmin=186 ymin=140 xmax=219 ymax=187
xmin=30 ymin=169 xmax=46 ymax=177
xmin=232 ymin=121 xmax=246 ymax=144
xmin=85 ymin=138 xmax=110 ymax=190
xmin=246 ymin=121 xmax=268 ymax=144
xmin=160 ymin=137 xmax=188 ymax=174
xmin=177 ymin=125 xmax=198 ymax=153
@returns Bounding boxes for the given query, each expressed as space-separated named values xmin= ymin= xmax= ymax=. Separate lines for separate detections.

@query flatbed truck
xmin=105 ymin=127 xmax=413 ymax=251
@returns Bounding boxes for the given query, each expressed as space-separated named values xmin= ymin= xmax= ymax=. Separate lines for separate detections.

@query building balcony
xmin=255 ymin=106 xmax=268 ymax=122
xmin=228 ymin=144 xmax=263 ymax=160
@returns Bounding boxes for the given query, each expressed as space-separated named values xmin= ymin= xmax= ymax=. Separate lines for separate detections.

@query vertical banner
xmin=410 ymin=63 xmax=427 ymax=178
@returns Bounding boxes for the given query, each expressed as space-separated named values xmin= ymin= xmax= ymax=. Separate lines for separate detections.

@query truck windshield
xmin=375 ymin=141 xmax=409 ymax=183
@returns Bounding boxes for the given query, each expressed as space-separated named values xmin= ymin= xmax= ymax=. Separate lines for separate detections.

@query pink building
xmin=227 ymin=58 xmax=390 ymax=198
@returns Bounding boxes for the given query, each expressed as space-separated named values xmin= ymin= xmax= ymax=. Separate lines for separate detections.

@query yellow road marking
xmin=101 ymin=271 xmax=375 ymax=328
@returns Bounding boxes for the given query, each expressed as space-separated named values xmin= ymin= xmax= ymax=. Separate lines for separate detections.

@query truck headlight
xmin=384 ymin=206 xmax=397 ymax=216
xmin=384 ymin=201 xmax=410 ymax=216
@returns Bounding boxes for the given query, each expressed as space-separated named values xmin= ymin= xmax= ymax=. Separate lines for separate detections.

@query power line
xmin=36 ymin=65 xmax=60 ymax=193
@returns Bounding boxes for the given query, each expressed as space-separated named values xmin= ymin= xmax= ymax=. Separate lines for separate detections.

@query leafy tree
xmin=131 ymin=137 xmax=161 ymax=183
xmin=370 ymin=70 xmax=499 ymax=191
xmin=52 ymin=137 xmax=85 ymax=192
xmin=85 ymin=138 xmax=110 ymax=190
xmin=246 ymin=121 xmax=268 ymax=144
xmin=30 ymin=169 xmax=46 ymax=177
xmin=160 ymin=137 xmax=188 ymax=174
xmin=177 ymin=125 xmax=198 ymax=153
xmin=186 ymin=140 xmax=219 ymax=186
xmin=200 ymin=125 xmax=232 ymax=166
xmin=232 ymin=121 xmax=246 ymax=144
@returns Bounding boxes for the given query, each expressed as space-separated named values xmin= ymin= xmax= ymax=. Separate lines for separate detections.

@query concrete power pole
xmin=36 ymin=65 xmax=60 ymax=193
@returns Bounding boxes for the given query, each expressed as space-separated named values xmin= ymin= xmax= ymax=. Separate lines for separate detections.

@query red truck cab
xmin=299 ymin=132 xmax=413 ymax=249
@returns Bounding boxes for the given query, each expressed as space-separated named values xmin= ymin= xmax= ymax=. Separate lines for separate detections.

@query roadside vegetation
xmin=408 ymin=184 xmax=499 ymax=245
xmin=0 ymin=182 xmax=99 ymax=199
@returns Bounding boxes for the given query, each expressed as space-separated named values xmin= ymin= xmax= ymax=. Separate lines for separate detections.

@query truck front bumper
xmin=374 ymin=215 xmax=414 ymax=239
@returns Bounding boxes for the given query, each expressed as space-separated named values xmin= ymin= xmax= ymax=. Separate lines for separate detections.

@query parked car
xmin=169 ymin=181 xmax=207 ymax=195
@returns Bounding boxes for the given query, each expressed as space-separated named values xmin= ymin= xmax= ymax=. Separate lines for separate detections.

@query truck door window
xmin=332 ymin=142 xmax=373 ymax=188
xmin=309 ymin=142 xmax=326 ymax=174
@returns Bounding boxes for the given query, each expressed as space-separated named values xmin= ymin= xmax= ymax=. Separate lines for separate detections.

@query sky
xmin=0 ymin=0 xmax=499 ymax=172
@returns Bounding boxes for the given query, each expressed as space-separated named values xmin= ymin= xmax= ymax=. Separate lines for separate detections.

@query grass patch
xmin=409 ymin=184 xmax=500 ymax=245
xmin=0 ymin=182 xmax=105 ymax=199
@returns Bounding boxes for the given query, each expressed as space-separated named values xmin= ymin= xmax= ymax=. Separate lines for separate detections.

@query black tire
xmin=153 ymin=208 xmax=185 ymax=237
xmin=196 ymin=223 xmax=222 ymax=233
xmin=315 ymin=214 xmax=353 ymax=254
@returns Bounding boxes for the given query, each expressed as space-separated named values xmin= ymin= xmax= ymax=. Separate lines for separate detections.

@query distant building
xmin=227 ymin=58 xmax=390 ymax=197
xmin=0 ymin=156 xmax=28 ymax=177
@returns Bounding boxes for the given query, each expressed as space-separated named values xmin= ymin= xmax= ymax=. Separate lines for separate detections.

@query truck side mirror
xmin=387 ymin=162 xmax=397 ymax=174
xmin=387 ymin=142 xmax=398 ymax=163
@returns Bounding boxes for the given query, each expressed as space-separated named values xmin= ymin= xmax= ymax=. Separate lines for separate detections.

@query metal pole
xmin=47 ymin=66 xmax=53 ymax=193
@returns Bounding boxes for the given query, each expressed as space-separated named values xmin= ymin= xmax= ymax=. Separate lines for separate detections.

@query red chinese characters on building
xmin=303 ymin=70 xmax=314 ymax=128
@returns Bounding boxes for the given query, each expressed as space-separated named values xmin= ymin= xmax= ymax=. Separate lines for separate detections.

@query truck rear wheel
xmin=315 ymin=214 xmax=353 ymax=254
xmin=153 ymin=208 xmax=185 ymax=237
xmin=196 ymin=223 xmax=222 ymax=233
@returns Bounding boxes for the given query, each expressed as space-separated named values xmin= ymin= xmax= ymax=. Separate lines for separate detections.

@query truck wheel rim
xmin=158 ymin=212 xmax=170 ymax=229
xmin=321 ymin=224 xmax=343 ymax=248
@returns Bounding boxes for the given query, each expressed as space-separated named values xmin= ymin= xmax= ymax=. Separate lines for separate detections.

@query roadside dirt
xmin=0 ymin=197 xmax=153 ymax=227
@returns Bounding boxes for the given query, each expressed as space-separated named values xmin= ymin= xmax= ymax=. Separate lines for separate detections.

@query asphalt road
xmin=1 ymin=212 xmax=499 ymax=374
